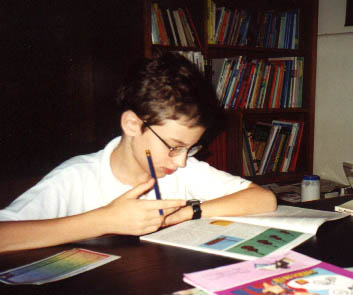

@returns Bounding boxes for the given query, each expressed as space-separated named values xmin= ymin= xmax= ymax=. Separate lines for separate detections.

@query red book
xmin=288 ymin=121 xmax=304 ymax=172
xmin=218 ymin=10 xmax=229 ymax=44
xmin=267 ymin=64 xmax=279 ymax=108
xmin=271 ymin=60 xmax=285 ymax=108
xmin=153 ymin=3 xmax=169 ymax=45
xmin=185 ymin=7 xmax=202 ymax=48
xmin=235 ymin=62 xmax=252 ymax=109
xmin=240 ymin=63 xmax=256 ymax=109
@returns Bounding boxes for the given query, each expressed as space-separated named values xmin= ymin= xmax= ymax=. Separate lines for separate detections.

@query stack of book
xmin=151 ymin=3 xmax=201 ymax=48
xmin=216 ymin=56 xmax=304 ymax=109
xmin=173 ymin=51 xmax=205 ymax=74
xmin=208 ymin=0 xmax=299 ymax=49
xmin=242 ymin=120 xmax=304 ymax=176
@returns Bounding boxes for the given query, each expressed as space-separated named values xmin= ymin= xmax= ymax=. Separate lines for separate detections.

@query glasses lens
xmin=169 ymin=147 xmax=187 ymax=157
xmin=187 ymin=145 xmax=202 ymax=157
xmin=168 ymin=145 xmax=203 ymax=157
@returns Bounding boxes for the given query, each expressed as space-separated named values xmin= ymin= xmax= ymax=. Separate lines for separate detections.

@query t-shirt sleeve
xmin=181 ymin=157 xmax=252 ymax=201
xmin=0 ymin=177 xmax=70 ymax=221
xmin=0 ymin=164 xmax=99 ymax=221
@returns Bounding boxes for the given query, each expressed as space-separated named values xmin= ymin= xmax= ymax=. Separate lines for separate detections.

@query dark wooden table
xmin=1 ymin=195 xmax=353 ymax=295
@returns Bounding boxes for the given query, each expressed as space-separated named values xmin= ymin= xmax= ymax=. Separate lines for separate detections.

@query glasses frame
xmin=145 ymin=125 xmax=202 ymax=157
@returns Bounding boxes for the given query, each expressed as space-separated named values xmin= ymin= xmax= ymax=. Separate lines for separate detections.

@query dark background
xmin=0 ymin=0 xmax=145 ymax=179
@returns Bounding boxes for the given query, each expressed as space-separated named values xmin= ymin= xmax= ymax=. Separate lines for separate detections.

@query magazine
xmin=183 ymin=250 xmax=353 ymax=295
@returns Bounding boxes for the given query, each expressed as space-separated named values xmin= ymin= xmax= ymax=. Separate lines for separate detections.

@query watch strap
xmin=186 ymin=199 xmax=202 ymax=220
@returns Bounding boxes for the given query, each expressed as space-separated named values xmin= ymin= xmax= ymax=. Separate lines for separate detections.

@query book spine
xmin=151 ymin=5 xmax=161 ymax=44
xmin=288 ymin=121 xmax=304 ymax=172
xmin=173 ymin=10 xmax=188 ymax=47
xmin=178 ymin=8 xmax=195 ymax=47
xmin=243 ymin=127 xmax=257 ymax=175
xmin=267 ymin=64 xmax=279 ymax=108
xmin=153 ymin=3 xmax=169 ymax=45
xmin=185 ymin=7 xmax=202 ymax=48
xmin=166 ymin=9 xmax=179 ymax=47
xmin=231 ymin=60 xmax=247 ymax=109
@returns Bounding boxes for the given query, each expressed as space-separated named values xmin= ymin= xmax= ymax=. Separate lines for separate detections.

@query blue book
xmin=264 ymin=12 xmax=272 ymax=48
xmin=282 ymin=60 xmax=292 ymax=108
xmin=284 ymin=11 xmax=293 ymax=49
xmin=221 ymin=59 xmax=238 ymax=107
xmin=231 ymin=59 xmax=248 ymax=109
xmin=278 ymin=12 xmax=286 ymax=48
xmin=287 ymin=11 xmax=294 ymax=49
xmin=242 ymin=127 xmax=257 ymax=176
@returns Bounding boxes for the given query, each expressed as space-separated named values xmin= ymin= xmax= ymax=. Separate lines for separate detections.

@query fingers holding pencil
xmin=145 ymin=149 xmax=164 ymax=215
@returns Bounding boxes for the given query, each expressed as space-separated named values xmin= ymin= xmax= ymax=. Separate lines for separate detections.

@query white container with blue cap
xmin=301 ymin=175 xmax=320 ymax=201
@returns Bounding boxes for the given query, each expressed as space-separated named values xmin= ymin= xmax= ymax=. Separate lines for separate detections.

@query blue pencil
xmin=145 ymin=150 xmax=164 ymax=216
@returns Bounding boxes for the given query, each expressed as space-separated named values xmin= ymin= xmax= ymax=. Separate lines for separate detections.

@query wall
xmin=0 ymin=1 xmax=144 ymax=179
xmin=314 ymin=0 xmax=353 ymax=185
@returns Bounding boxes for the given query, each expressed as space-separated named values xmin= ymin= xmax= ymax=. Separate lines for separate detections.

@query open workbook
xmin=141 ymin=205 xmax=348 ymax=261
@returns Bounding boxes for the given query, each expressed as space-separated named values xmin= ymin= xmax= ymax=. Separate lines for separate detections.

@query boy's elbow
xmin=264 ymin=189 xmax=277 ymax=212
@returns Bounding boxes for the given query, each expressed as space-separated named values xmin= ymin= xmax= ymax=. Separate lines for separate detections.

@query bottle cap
xmin=303 ymin=175 xmax=320 ymax=180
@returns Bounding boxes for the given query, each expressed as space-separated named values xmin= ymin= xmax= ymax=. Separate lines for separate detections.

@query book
xmin=258 ymin=124 xmax=281 ymax=174
xmin=335 ymin=199 xmax=353 ymax=215
xmin=151 ymin=5 xmax=161 ymax=44
xmin=271 ymin=120 xmax=294 ymax=172
xmin=183 ymin=250 xmax=353 ymax=295
xmin=243 ymin=127 xmax=257 ymax=175
xmin=160 ymin=8 xmax=176 ymax=46
xmin=251 ymin=122 xmax=273 ymax=168
xmin=178 ymin=8 xmax=195 ymax=47
xmin=166 ymin=8 xmax=179 ymax=46
xmin=269 ymin=125 xmax=291 ymax=172
xmin=173 ymin=10 xmax=188 ymax=47
xmin=152 ymin=3 xmax=170 ymax=46
xmin=207 ymin=0 xmax=215 ymax=44
xmin=185 ymin=7 xmax=202 ymax=48
xmin=288 ymin=121 xmax=304 ymax=172
xmin=275 ymin=120 xmax=299 ymax=172
xmin=140 ymin=205 xmax=348 ymax=261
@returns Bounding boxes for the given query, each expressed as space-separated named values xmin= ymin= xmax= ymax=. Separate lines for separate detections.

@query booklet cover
xmin=0 ymin=248 xmax=120 ymax=285
xmin=183 ymin=251 xmax=353 ymax=295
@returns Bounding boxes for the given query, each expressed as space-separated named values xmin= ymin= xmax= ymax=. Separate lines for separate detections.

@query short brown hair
xmin=116 ymin=52 xmax=221 ymax=130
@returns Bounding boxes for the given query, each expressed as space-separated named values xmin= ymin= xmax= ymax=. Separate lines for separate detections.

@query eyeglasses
xmin=145 ymin=125 xmax=202 ymax=157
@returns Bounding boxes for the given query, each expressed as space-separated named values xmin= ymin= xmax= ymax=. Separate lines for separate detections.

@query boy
xmin=0 ymin=53 xmax=276 ymax=253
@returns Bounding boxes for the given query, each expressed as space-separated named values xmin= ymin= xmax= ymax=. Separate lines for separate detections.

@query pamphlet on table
xmin=183 ymin=250 xmax=353 ymax=295
xmin=0 ymin=248 xmax=119 ymax=285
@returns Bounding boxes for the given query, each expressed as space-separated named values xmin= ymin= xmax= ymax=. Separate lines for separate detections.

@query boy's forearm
xmin=0 ymin=209 xmax=108 ymax=253
xmin=200 ymin=184 xmax=277 ymax=218
xmin=164 ymin=184 xmax=277 ymax=226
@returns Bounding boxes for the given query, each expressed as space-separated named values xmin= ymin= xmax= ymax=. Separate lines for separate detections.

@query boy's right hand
xmin=100 ymin=179 xmax=186 ymax=236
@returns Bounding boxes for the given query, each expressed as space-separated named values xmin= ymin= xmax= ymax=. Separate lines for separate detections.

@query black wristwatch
xmin=186 ymin=199 xmax=202 ymax=220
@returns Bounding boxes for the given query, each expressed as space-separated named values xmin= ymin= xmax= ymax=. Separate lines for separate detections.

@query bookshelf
xmin=144 ymin=0 xmax=318 ymax=184
xmin=144 ymin=0 xmax=318 ymax=185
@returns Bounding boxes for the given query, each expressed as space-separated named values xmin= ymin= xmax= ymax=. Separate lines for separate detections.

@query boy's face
xmin=133 ymin=117 xmax=205 ymax=178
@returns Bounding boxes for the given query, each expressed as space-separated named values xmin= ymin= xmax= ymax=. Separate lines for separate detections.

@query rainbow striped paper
xmin=0 ymin=248 xmax=120 ymax=285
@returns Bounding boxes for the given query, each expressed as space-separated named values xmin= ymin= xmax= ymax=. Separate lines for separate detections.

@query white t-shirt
xmin=0 ymin=137 xmax=251 ymax=221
